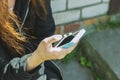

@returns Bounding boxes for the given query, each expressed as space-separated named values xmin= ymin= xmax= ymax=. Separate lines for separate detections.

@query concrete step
xmin=80 ymin=28 xmax=120 ymax=80
xmin=55 ymin=59 xmax=94 ymax=80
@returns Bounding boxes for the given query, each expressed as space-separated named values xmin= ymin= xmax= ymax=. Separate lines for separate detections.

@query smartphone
xmin=55 ymin=29 xmax=86 ymax=49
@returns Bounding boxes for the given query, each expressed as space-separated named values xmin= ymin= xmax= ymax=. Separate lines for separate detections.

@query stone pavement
xmin=81 ymin=28 xmax=120 ymax=80
xmin=55 ymin=58 xmax=94 ymax=80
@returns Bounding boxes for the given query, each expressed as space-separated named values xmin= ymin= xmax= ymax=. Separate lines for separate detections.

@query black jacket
xmin=0 ymin=0 xmax=63 ymax=80
xmin=14 ymin=0 xmax=56 ymax=52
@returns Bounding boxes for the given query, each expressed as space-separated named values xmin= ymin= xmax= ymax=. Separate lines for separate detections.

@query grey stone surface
xmin=82 ymin=3 xmax=109 ymax=18
xmin=81 ymin=28 xmax=120 ymax=80
xmin=55 ymin=59 xmax=94 ymax=80
xmin=68 ymin=0 xmax=101 ymax=9
xmin=53 ymin=10 xmax=80 ymax=25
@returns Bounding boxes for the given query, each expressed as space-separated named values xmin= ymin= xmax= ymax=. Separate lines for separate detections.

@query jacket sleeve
xmin=0 ymin=54 xmax=45 ymax=80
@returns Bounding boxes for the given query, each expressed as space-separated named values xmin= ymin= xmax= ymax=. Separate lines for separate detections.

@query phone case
xmin=55 ymin=29 xmax=86 ymax=48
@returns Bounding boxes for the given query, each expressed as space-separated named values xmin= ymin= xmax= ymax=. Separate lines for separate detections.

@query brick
xmin=103 ymin=0 xmax=110 ymax=2
xmin=83 ymin=18 xmax=97 ymax=26
xmin=55 ymin=26 xmax=61 ymax=34
xmin=97 ymin=15 xmax=110 ymax=22
xmin=83 ymin=15 xmax=109 ymax=26
xmin=51 ymin=0 xmax=66 ymax=13
xmin=53 ymin=10 xmax=80 ymax=25
xmin=68 ymin=0 xmax=101 ymax=9
xmin=82 ymin=3 xmax=109 ymax=19
xmin=64 ymin=22 xmax=80 ymax=33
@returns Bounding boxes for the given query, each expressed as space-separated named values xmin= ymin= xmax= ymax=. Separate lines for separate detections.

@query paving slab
xmin=55 ymin=59 xmax=94 ymax=80
xmin=81 ymin=28 xmax=120 ymax=80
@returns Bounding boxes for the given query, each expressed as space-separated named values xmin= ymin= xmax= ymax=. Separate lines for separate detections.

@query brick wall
xmin=51 ymin=0 xmax=110 ymax=34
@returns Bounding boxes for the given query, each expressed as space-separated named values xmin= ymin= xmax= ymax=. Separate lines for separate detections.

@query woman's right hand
xmin=26 ymin=35 xmax=77 ymax=71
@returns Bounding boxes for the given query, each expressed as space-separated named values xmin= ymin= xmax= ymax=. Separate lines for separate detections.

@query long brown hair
xmin=32 ymin=0 xmax=47 ymax=16
xmin=0 ymin=0 xmax=46 ymax=55
xmin=0 ymin=0 xmax=25 ymax=55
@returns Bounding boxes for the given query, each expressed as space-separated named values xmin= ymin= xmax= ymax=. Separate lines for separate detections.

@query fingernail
xmin=54 ymin=35 xmax=62 ymax=41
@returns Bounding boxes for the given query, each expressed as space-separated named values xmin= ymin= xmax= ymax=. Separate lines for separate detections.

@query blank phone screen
xmin=57 ymin=35 xmax=74 ymax=47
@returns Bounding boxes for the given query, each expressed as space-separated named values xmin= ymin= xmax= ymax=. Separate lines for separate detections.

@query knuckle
xmin=42 ymin=39 xmax=47 ymax=44
xmin=58 ymin=55 xmax=65 ymax=59
xmin=58 ymin=57 xmax=63 ymax=59
xmin=68 ymin=50 xmax=71 ymax=53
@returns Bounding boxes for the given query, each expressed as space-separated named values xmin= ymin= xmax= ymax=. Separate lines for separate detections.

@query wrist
xmin=26 ymin=51 xmax=45 ymax=71
xmin=32 ymin=51 xmax=46 ymax=62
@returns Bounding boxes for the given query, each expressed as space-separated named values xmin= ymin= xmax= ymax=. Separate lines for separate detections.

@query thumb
xmin=45 ymin=35 xmax=62 ymax=45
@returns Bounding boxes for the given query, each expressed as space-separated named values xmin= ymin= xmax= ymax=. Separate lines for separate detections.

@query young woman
xmin=0 ymin=0 xmax=77 ymax=80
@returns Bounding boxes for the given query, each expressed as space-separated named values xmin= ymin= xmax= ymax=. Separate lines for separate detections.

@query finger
xmin=45 ymin=35 xmax=62 ymax=45
xmin=59 ymin=43 xmax=77 ymax=56
xmin=50 ymin=45 xmax=76 ymax=60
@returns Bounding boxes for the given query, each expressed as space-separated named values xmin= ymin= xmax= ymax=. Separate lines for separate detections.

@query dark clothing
xmin=0 ymin=0 xmax=63 ymax=80
xmin=14 ymin=0 xmax=56 ymax=52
